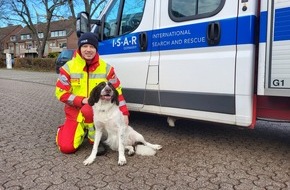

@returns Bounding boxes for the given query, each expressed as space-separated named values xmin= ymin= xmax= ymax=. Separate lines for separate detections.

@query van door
xmin=157 ymin=1 xmax=247 ymax=125
xmin=97 ymin=0 xmax=155 ymax=111
xmin=258 ymin=0 xmax=290 ymax=96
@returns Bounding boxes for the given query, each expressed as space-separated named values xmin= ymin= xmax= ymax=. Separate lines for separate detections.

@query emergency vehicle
xmin=76 ymin=0 xmax=290 ymax=128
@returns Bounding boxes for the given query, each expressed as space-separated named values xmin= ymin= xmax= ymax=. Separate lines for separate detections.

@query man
xmin=55 ymin=32 xmax=129 ymax=154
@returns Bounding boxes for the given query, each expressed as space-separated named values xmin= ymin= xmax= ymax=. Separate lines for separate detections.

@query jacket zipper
xmin=86 ymin=66 xmax=89 ymax=97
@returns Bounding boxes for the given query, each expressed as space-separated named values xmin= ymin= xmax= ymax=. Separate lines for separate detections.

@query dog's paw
xmin=153 ymin=144 xmax=162 ymax=150
xmin=83 ymin=155 xmax=96 ymax=166
xmin=118 ymin=156 xmax=127 ymax=166
xmin=126 ymin=146 xmax=135 ymax=156
xmin=127 ymin=149 xmax=135 ymax=156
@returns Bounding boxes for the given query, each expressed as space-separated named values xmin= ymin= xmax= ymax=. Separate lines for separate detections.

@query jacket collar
xmin=74 ymin=49 xmax=100 ymax=72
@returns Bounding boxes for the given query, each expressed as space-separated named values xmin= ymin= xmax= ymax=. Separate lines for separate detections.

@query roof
xmin=0 ymin=25 xmax=23 ymax=41
xmin=0 ymin=18 xmax=77 ymax=50
xmin=17 ymin=18 xmax=75 ymax=34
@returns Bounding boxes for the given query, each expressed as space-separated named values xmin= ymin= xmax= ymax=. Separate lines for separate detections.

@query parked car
xmin=55 ymin=49 xmax=75 ymax=73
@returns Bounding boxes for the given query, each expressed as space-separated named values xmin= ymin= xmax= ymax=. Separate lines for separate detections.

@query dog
xmin=83 ymin=81 xmax=162 ymax=166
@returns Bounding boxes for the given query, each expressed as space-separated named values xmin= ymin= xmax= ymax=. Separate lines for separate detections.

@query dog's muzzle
xmin=101 ymin=85 xmax=114 ymax=100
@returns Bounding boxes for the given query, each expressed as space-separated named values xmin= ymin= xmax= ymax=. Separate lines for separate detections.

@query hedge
xmin=0 ymin=58 xmax=57 ymax=72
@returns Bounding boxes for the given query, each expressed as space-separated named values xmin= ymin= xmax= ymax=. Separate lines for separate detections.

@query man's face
xmin=80 ymin=44 xmax=97 ymax=60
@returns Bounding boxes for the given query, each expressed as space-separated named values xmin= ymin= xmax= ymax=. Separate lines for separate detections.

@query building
xmin=0 ymin=18 xmax=78 ymax=59
xmin=0 ymin=25 xmax=22 ymax=60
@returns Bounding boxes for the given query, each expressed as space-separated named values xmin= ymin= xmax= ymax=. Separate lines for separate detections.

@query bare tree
xmin=0 ymin=0 xmax=5 ymax=22
xmin=9 ymin=0 xmax=66 ymax=57
xmin=0 ymin=0 xmax=13 ymax=26
xmin=2 ymin=0 xmax=108 ymax=57
xmin=67 ymin=0 xmax=108 ymax=21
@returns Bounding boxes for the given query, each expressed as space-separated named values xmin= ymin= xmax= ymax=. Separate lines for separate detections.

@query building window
xmin=51 ymin=30 xmax=67 ymax=37
xmin=10 ymin=35 xmax=16 ymax=41
xmin=60 ymin=30 xmax=66 ymax=36
xmin=26 ymin=43 xmax=33 ymax=49
xmin=38 ymin=32 xmax=44 ymax=38
xmin=21 ymin=34 xmax=32 ymax=40
xmin=59 ymin=42 xmax=67 ymax=48
xmin=50 ymin=42 xmax=56 ymax=47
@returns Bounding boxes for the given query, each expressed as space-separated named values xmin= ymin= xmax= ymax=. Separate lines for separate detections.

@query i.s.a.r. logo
xmin=112 ymin=36 xmax=137 ymax=48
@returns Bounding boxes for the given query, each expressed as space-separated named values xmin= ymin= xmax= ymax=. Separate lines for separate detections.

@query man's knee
xmin=57 ymin=143 xmax=77 ymax=154
xmin=56 ymin=130 xmax=77 ymax=154
xmin=56 ymin=122 xmax=83 ymax=154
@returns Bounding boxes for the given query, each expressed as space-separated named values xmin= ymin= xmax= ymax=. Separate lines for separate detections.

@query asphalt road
xmin=0 ymin=69 xmax=289 ymax=190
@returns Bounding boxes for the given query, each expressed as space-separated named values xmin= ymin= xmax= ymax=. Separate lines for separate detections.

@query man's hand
xmin=82 ymin=98 xmax=89 ymax=105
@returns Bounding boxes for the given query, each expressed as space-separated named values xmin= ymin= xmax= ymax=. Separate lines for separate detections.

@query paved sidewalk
xmin=0 ymin=69 xmax=290 ymax=190
xmin=0 ymin=69 xmax=57 ymax=86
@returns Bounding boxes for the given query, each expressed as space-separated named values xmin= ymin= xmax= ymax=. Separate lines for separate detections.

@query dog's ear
xmin=109 ymin=83 xmax=119 ymax=106
xmin=88 ymin=84 xmax=102 ymax=106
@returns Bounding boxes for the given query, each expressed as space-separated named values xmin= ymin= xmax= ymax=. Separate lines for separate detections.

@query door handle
xmin=139 ymin=32 xmax=148 ymax=51
xmin=207 ymin=22 xmax=221 ymax=46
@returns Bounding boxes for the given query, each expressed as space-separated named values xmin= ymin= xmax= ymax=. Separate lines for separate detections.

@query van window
xmin=103 ymin=0 xmax=120 ymax=39
xmin=103 ymin=0 xmax=145 ymax=39
xmin=169 ymin=0 xmax=225 ymax=22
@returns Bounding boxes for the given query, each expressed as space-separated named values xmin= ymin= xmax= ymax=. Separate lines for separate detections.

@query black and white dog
xmin=83 ymin=82 xmax=162 ymax=166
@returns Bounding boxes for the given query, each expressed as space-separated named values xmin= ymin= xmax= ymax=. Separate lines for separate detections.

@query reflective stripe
xmin=63 ymin=64 xmax=70 ymax=72
xmin=71 ymin=73 xmax=83 ymax=78
xmin=119 ymin=100 xmax=126 ymax=107
xmin=88 ymin=133 xmax=95 ymax=140
xmin=87 ymin=126 xmax=95 ymax=131
xmin=59 ymin=74 xmax=70 ymax=85
xmin=109 ymin=77 xmax=117 ymax=84
xmin=90 ymin=73 xmax=107 ymax=79
xmin=87 ymin=125 xmax=95 ymax=141
xmin=68 ymin=94 xmax=76 ymax=105
xmin=106 ymin=64 xmax=111 ymax=74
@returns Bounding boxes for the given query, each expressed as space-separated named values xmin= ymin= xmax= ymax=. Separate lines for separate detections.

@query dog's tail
xmin=135 ymin=145 xmax=156 ymax=156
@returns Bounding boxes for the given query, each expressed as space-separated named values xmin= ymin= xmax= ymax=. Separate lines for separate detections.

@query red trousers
xmin=56 ymin=104 xmax=94 ymax=153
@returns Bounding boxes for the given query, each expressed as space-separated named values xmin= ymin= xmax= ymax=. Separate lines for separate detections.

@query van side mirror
xmin=91 ymin=19 xmax=103 ymax=41
xmin=76 ymin=12 xmax=90 ymax=37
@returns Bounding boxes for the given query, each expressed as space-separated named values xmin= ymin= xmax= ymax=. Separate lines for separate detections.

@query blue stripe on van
xmin=237 ymin=15 xmax=256 ymax=45
xmin=99 ymin=15 xmax=256 ymax=55
xmin=259 ymin=11 xmax=267 ymax=43
xmin=259 ymin=7 xmax=290 ymax=43
xmin=274 ymin=7 xmax=290 ymax=41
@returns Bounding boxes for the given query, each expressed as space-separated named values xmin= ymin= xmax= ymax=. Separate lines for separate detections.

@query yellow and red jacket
xmin=55 ymin=50 xmax=129 ymax=116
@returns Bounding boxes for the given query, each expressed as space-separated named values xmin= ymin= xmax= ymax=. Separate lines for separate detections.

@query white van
xmin=76 ymin=0 xmax=290 ymax=128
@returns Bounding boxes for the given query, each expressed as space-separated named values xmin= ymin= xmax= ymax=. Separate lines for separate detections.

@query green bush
xmin=48 ymin=52 xmax=60 ymax=58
